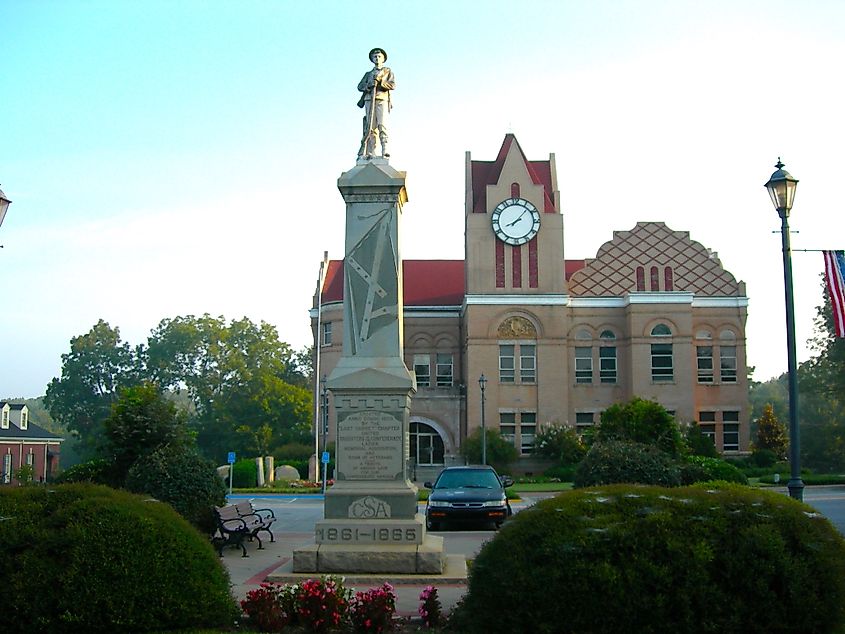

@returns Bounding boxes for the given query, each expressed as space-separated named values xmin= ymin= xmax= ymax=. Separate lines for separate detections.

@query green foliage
xmin=534 ymin=424 xmax=587 ymax=465
xmin=683 ymin=455 xmax=748 ymax=484
xmin=749 ymin=447 xmax=779 ymax=468
xmin=0 ymin=483 xmax=238 ymax=633
xmin=232 ymin=459 xmax=257 ymax=488
xmin=597 ymin=397 xmax=684 ymax=457
xmin=452 ymin=484 xmax=845 ymax=634
xmin=44 ymin=320 xmax=144 ymax=460
xmin=13 ymin=463 xmax=35 ymax=485
xmin=54 ymin=457 xmax=122 ymax=487
xmin=104 ymin=382 xmax=191 ymax=482
xmin=273 ymin=442 xmax=315 ymax=460
xmin=542 ymin=464 xmax=577 ymax=482
xmin=754 ymin=403 xmax=789 ymax=460
xmin=683 ymin=422 xmax=719 ymax=458
xmin=125 ymin=445 xmax=226 ymax=533
xmin=460 ymin=428 xmax=519 ymax=474
xmin=574 ymin=440 xmax=682 ymax=488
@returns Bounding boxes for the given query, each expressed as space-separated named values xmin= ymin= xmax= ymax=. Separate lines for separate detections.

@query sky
xmin=2 ymin=0 xmax=844 ymax=398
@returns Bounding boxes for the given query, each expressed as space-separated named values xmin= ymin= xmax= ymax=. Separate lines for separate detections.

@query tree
xmin=534 ymin=424 xmax=587 ymax=465
xmin=146 ymin=315 xmax=312 ymax=461
xmin=44 ymin=320 xmax=143 ymax=459
xmin=103 ymin=382 xmax=192 ymax=482
xmin=597 ymin=397 xmax=684 ymax=457
xmin=461 ymin=429 xmax=519 ymax=474
xmin=684 ymin=422 xmax=719 ymax=458
xmin=753 ymin=403 xmax=788 ymax=460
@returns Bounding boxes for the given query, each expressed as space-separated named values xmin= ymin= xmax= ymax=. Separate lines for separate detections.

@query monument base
xmin=293 ymin=533 xmax=445 ymax=574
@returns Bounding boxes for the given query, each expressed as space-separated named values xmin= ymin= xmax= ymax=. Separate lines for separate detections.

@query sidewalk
xmin=219 ymin=530 xmax=470 ymax=618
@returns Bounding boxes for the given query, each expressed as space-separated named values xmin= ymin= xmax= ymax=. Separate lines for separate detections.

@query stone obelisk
xmin=293 ymin=49 xmax=444 ymax=574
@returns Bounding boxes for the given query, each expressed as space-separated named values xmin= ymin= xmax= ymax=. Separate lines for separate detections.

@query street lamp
xmin=320 ymin=375 xmax=329 ymax=495
xmin=0 ymin=186 xmax=11 ymax=242
xmin=478 ymin=374 xmax=488 ymax=465
xmin=764 ymin=158 xmax=804 ymax=501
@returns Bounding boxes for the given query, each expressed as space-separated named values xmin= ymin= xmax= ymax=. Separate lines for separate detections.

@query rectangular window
xmin=720 ymin=346 xmax=737 ymax=383
xmin=20 ymin=411 xmax=27 ymax=430
xmin=599 ymin=346 xmax=617 ymax=383
xmin=1 ymin=409 xmax=8 ymax=429
xmin=520 ymin=412 xmax=536 ymax=455
xmin=413 ymin=354 xmax=431 ymax=387
xmin=575 ymin=412 xmax=595 ymax=436
xmin=520 ymin=345 xmax=536 ymax=383
xmin=651 ymin=343 xmax=673 ymax=382
xmin=575 ymin=347 xmax=592 ymax=384
xmin=722 ymin=410 xmax=740 ymax=451
xmin=436 ymin=353 xmax=453 ymax=387
xmin=322 ymin=322 xmax=332 ymax=346
xmin=697 ymin=346 xmax=714 ymax=383
xmin=499 ymin=345 xmax=515 ymax=383
xmin=699 ymin=424 xmax=716 ymax=442
xmin=2 ymin=453 xmax=10 ymax=484
xmin=499 ymin=412 xmax=516 ymax=445
xmin=699 ymin=411 xmax=717 ymax=443
xmin=26 ymin=452 xmax=34 ymax=466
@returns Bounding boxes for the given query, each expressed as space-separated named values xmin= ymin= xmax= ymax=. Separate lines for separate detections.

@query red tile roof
xmin=322 ymin=258 xmax=587 ymax=305
xmin=471 ymin=134 xmax=556 ymax=214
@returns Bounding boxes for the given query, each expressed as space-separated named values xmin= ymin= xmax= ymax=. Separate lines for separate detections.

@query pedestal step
xmin=292 ymin=534 xmax=445 ymax=574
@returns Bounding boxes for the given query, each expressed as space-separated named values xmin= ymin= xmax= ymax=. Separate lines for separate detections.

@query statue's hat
xmin=369 ymin=48 xmax=387 ymax=62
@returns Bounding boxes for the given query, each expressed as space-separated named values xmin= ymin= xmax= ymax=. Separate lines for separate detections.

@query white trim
xmin=569 ymin=294 xmax=748 ymax=308
xmin=692 ymin=297 xmax=749 ymax=308
xmin=464 ymin=294 xmax=570 ymax=306
xmin=405 ymin=308 xmax=462 ymax=317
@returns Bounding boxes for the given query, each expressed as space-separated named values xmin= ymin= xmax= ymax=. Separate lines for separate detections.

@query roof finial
xmin=775 ymin=157 xmax=785 ymax=170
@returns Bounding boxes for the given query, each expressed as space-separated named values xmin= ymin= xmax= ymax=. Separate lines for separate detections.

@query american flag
xmin=823 ymin=250 xmax=845 ymax=338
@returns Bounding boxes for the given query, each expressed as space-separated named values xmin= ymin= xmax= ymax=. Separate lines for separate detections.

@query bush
xmin=534 ymin=425 xmax=587 ymax=465
xmin=574 ymin=441 xmax=682 ymax=488
xmin=0 ymin=483 xmax=238 ymax=633
xmin=125 ymin=444 xmax=227 ymax=533
xmin=452 ymin=484 xmax=845 ymax=634
xmin=232 ymin=458 xmax=257 ymax=487
xmin=53 ymin=458 xmax=122 ymax=488
xmin=682 ymin=455 xmax=748 ymax=484
xmin=598 ymin=397 xmax=684 ymax=457
xmin=684 ymin=422 xmax=719 ymax=458
xmin=750 ymin=447 xmax=779 ymax=468
xmin=273 ymin=442 xmax=314 ymax=460
xmin=542 ymin=465 xmax=577 ymax=481
xmin=461 ymin=428 xmax=519 ymax=474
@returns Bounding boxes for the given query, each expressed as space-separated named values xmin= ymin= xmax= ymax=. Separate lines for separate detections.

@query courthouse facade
xmin=312 ymin=135 xmax=750 ymax=476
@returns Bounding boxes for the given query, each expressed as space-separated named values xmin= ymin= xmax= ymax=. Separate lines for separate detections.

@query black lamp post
xmin=0 ymin=186 xmax=11 ymax=245
xmin=320 ymin=375 xmax=329 ymax=495
xmin=764 ymin=159 xmax=804 ymax=501
xmin=478 ymin=374 xmax=488 ymax=465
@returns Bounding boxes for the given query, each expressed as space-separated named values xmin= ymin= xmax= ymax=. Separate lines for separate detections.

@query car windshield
xmin=434 ymin=469 xmax=501 ymax=489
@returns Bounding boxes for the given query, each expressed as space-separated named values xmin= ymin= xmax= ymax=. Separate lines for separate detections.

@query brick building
xmin=311 ymin=135 xmax=749 ymax=478
xmin=1 ymin=402 xmax=63 ymax=483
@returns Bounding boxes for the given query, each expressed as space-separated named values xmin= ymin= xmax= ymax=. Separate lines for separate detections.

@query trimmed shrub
xmin=232 ymin=458 xmax=258 ymax=487
xmin=683 ymin=455 xmax=748 ymax=484
xmin=750 ymin=447 xmax=779 ymax=468
xmin=0 ymin=483 xmax=238 ymax=633
xmin=125 ymin=444 xmax=227 ymax=533
xmin=461 ymin=428 xmax=519 ymax=473
xmin=574 ymin=440 xmax=681 ymax=488
xmin=543 ymin=464 xmax=576 ymax=481
xmin=684 ymin=422 xmax=720 ymax=458
xmin=598 ymin=397 xmax=684 ymax=457
xmin=53 ymin=457 xmax=122 ymax=488
xmin=534 ymin=424 xmax=587 ymax=465
xmin=452 ymin=484 xmax=845 ymax=634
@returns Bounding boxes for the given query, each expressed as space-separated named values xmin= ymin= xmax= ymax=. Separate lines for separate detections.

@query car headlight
xmin=483 ymin=498 xmax=507 ymax=507
xmin=428 ymin=500 xmax=451 ymax=507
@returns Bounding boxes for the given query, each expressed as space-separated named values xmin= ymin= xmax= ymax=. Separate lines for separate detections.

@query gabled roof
xmin=470 ymin=134 xmax=556 ymax=214
xmin=0 ymin=420 xmax=64 ymax=442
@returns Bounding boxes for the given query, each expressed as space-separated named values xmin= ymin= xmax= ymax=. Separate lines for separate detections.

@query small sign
xmin=321 ymin=451 xmax=330 ymax=464
xmin=227 ymin=452 xmax=236 ymax=464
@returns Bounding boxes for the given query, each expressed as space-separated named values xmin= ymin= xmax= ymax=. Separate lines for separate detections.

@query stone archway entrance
xmin=410 ymin=421 xmax=445 ymax=466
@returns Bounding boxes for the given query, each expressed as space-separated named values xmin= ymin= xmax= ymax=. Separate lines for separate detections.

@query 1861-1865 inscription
xmin=337 ymin=410 xmax=403 ymax=480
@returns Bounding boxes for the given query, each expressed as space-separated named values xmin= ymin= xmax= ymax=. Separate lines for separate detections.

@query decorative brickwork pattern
xmin=568 ymin=222 xmax=742 ymax=297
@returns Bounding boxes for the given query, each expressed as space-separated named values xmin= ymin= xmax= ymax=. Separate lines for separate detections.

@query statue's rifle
xmin=366 ymin=70 xmax=380 ymax=153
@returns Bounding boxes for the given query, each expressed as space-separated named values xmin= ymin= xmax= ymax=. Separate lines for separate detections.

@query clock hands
xmin=506 ymin=208 xmax=528 ymax=227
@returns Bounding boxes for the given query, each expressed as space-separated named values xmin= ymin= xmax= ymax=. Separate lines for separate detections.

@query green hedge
xmin=574 ymin=440 xmax=682 ymax=488
xmin=125 ymin=445 xmax=227 ymax=533
xmin=683 ymin=455 xmax=748 ymax=484
xmin=451 ymin=484 xmax=845 ymax=634
xmin=0 ymin=483 xmax=238 ymax=633
xmin=232 ymin=458 xmax=257 ymax=487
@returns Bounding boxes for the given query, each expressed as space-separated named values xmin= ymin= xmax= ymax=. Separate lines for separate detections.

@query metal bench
xmin=232 ymin=500 xmax=276 ymax=547
xmin=212 ymin=504 xmax=250 ymax=557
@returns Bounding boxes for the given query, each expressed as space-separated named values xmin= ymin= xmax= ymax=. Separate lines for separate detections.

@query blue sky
xmin=2 ymin=0 xmax=844 ymax=397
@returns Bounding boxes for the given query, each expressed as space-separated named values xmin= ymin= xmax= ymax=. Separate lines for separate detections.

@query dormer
xmin=0 ymin=403 xmax=9 ymax=430
xmin=9 ymin=404 xmax=28 ymax=430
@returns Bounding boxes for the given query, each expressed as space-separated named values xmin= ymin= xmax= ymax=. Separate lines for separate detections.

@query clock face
xmin=491 ymin=198 xmax=540 ymax=245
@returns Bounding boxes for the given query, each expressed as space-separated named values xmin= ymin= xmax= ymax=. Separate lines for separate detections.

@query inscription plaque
xmin=338 ymin=410 xmax=403 ymax=480
xmin=349 ymin=495 xmax=391 ymax=518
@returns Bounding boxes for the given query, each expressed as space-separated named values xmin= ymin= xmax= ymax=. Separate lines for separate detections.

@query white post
xmin=255 ymin=457 xmax=265 ymax=487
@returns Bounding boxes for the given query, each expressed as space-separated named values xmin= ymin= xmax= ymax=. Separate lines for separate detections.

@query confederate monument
xmin=293 ymin=49 xmax=445 ymax=574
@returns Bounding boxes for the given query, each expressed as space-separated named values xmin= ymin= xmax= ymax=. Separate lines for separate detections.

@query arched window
xmin=636 ymin=266 xmax=645 ymax=291
xmin=650 ymin=266 xmax=659 ymax=291
xmin=599 ymin=330 xmax=617 ymax=383
xmin=410 ymin=422 xmax=445 ymax=466
xmin=650 ymin=324 xmax=673 ymax=382
xmin=664 ymin=267 xmax=674 ymax=291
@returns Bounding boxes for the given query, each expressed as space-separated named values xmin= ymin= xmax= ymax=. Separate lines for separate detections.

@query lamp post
xmin=478 ymin=374 xmax=488 ymax=465
xmin=764 ymin=159 xmax=804 ymax=501
xmin=320 ymin=375 xmax=329 ymax=495
xmin=0 ymin=186 xmax=11 ymax=246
